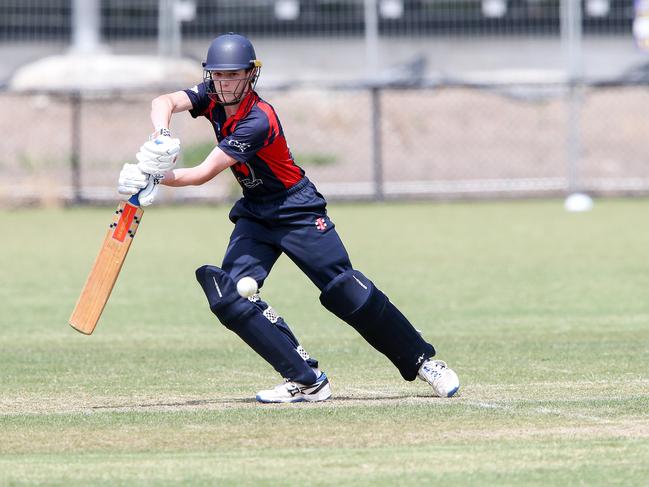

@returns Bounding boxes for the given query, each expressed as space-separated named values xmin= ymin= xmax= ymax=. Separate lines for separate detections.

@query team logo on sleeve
xmin=315 ymin=218 xmax=328 ymax=231
xmin=191 ymin=85 xmax=199 ymax=93
xmin=227 ymin=139 xmax=252 ymax=153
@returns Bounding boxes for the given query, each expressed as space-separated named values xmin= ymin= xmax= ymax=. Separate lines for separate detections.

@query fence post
xmin=364 ymin=0 xmax=379 ymax=76
xmin=70 ymin=91 xmax=83 ymax=204
xmin=71 ymin=0 xmax=102 ymax=53
xmin=159 ymin=0 xmax=181 ymax=58
xmin=561 ymin=0 xmax=583 ymax=194
xmin=370 ymin=86 xmax=384 ymax=201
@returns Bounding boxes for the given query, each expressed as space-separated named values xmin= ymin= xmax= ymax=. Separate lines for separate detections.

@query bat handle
xmin=127 ymin=174 xmax=160 ymax=207
xmin=128 ymin=192 xmax=141 ymax=206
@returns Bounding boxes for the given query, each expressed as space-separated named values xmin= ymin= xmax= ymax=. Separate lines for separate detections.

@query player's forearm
xmin=162 ymin=145 xmax=237 ymax=187
xmin=162 ymin=158 xmax=231 ymax=187
xmin=150 ymin=91 xmax=193 ymax=132
xmin=162 ymin=167 xmax=211 ymax=187
xmin=150 ymin=96 xmax=174 ymax=131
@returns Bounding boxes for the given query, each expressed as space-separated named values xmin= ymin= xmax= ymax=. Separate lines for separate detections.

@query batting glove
xmin=117 ymin=163 xmax=159 ymax=206
xmin=136 ymin=134 xmax=180 ymax=178
xmin=138 ymin=176 xmax=160 ymax=207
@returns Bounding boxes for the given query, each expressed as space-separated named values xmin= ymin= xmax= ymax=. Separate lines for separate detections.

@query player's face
xmin=210 ymin=69 xmax=251 ymax=104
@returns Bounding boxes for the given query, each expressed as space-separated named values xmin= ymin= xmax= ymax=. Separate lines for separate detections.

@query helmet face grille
xmin=203 ymin=67 xmax=261 ymax=106
xmin=201 ymin=33 xmax=261 ymax=105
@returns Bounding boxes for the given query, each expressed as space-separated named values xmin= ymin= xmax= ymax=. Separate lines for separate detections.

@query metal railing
xmin=2 ymin=79 xmax=648 ymax=205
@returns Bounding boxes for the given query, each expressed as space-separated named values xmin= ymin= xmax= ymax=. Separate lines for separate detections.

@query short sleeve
xmin=218 ymin=111 xmax=271 ymax=163
xmin=183 ymin=82 xmax=211 ymax=119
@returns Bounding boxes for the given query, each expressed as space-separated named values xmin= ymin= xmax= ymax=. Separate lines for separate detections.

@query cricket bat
xmin=69 ymin=193 xmax=144 ymax=335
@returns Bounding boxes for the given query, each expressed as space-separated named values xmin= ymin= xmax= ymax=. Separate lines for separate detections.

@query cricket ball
xmin=236 ymin=277 xmax=258 ymax=298
xmin=564 ymin=193 xmax=594 ymax=212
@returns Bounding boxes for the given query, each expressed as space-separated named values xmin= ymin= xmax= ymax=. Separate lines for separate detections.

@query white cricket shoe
xmin=256 ymin=371 xmax=332 ymax=403
xmin=418 ymin=359 xmax=460 ymax=397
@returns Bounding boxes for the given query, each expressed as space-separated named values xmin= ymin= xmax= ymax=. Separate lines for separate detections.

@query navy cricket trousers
xmin=213 ymin=178 xmax=435 ymax=383
xmin=221 ymin=178 xmax=352 ymax=291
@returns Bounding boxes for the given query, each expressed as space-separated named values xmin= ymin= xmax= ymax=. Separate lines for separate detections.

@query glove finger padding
xmin=136 ymin=136 xmax=180 ymax=176
xmin=118 ymin=163 xmax=148 ymax=187
xmin=118 ymin=163 xmax=148 ymax=198
xmin=117 ymin=185 xmax=140 ymax=198
xmin=141 ymin=137 xmax=181 ymax=157
xmin=138 ymin=176 xmax=159 ymax=207
xmin=118 ymin=190 xmax=136 ymax=201
xmin=136 ymin=151 xmax=177 ymax=174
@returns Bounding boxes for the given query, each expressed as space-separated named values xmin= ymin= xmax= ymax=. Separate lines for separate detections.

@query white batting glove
xmin=138 ymin=176 xmax=160 ymax=207
xmin=118 ymin=163 xmax=147 ymax=197
xmin=136 ymin=135 xmax=180 ymax=178
xmin=117 ymin=163 xmax=159 ymax=206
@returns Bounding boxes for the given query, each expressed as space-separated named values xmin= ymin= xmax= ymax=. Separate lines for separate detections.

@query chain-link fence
xmin=2 ymin=80 xmax=648 ymax=204
xmin=1 ymin=1 xmax=648 ymax=204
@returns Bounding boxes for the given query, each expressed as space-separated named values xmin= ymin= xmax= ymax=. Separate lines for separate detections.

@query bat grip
xmin=127 ymin=173 xmax=159 ymax=207
xmin=128 ymin=191 xmax=141 ymax=206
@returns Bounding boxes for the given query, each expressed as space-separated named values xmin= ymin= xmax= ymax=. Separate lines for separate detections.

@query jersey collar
xmin=222 ymin=90 xmax=259 ymax=135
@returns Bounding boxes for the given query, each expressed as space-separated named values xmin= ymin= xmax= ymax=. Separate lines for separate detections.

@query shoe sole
xmin=255 ymin=395 xmax=306 ymax=404
xmin=418 ymin=368 xmax=460 ymax=398
xmin=446 ymin=385 xmax=460 ymax=397
xmin=256 ymin=381 xmax=332 ymax=404
xmin=255 ymin=393 xmax=332 ymax=404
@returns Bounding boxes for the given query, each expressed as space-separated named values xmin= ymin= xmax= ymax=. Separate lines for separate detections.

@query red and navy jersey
xmin=184 ymin=82 xmax=305 ymax=198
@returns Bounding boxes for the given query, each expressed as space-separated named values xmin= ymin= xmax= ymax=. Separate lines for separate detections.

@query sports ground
xmin=1 ymin=199 xmax=648 ymax=485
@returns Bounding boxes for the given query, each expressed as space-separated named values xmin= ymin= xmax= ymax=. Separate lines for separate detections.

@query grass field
xmin=1 ymin=199 xmax=648 ymax=486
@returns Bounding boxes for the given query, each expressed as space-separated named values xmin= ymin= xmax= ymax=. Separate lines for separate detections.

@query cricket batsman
xmin=117 ymin=33 xmax=460 ymax=403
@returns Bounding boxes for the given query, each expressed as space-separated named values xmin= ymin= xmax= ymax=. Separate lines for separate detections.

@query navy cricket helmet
xmin=203 ymin=33 xmax=260 ymax=71
xmin=202 ymin=33 xmax=262 ymax=105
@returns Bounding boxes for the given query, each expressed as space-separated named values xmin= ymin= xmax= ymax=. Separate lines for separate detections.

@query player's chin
xmin=222 ymin=92 xmax=239 ymax=103
xmin=229 ymin=91 xmax=248 ymax=103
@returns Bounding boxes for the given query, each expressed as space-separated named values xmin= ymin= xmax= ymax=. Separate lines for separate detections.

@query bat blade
xmin=69 ymin=198 xmax=144 ymax=335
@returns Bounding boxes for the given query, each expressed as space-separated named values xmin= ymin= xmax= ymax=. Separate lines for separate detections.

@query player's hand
xmin=118 ymin=163 xmax=147 ymax=196
xmin=136 ymin=135 xmax=180 ymax=177
xmin=117 ymin=163 xmax=159 ymax=206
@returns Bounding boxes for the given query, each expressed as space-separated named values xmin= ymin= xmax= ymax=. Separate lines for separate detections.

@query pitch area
xmin=1 ymin=199 xmax=648 ymax=485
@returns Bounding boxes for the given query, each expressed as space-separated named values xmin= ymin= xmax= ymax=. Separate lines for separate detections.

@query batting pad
xmin=320 ymin=270 xmax=435 ymax=381
xmin=196 ymin=265 xmax=317 ymax=385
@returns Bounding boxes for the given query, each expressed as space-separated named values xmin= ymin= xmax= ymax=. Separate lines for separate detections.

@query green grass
xmin=293 ymin=152 xmax=338 ymax=166
xmin=1 ymin=199 xmax=648 ymax=486
xmin=181 ymin=142 xmax=214 ymax=168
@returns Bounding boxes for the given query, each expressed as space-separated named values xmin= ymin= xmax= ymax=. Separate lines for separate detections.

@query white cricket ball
xmin=236 ymin=277 xmax=258 ymax=298
xmin=564 ymin=193 xmax=594 ymax=213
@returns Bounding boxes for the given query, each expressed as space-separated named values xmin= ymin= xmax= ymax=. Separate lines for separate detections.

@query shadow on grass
xmin=90 ymin=393 xmax=446 ymax=411
xmin=91 ymin=397 xmax=255 ymax=410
